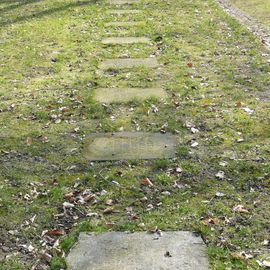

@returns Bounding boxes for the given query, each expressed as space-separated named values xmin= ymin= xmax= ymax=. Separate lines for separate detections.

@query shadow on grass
xmin=0 ymin=0 xmax=22 ymax=4
xmin=0 ymin=0 xmax=96 ymax=27
xmin=0 ymin=0 xmax=42 ymax=14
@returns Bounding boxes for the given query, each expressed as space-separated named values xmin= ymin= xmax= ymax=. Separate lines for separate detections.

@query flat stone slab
xmin=109 ymin=0 xmax=140 ymax=5
xmin=106 ymin=9 xmax=141 ymax=14
xmin=105 ymin=21 xmax=144 ymax=27
xmin=102 ymin=37 xmax=150 ymax=45
xmin=83 ymin=132 xmax=178 ymax=161
xmin=105 ymin=30 xmax=131 ymax=36
xmin=67 ymin=231 xmax=209 ymax=270
xmin=99 ymin=58 xmax=158 ymax=69
xmin=93 ymin=88 xmax=167 ymax=103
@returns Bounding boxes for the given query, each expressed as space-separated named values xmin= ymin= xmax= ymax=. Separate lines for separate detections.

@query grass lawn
xmin=231 ymin=0 xmax=270 ymax=27
xmin=0 ymin=0 xmax=270 ymax=269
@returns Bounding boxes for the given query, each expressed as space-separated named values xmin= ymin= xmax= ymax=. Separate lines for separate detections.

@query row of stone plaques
xmin=86 ymin=4 xmax=173 ymax=162
xmin=67 ymin=1 xmax=209 ymax=269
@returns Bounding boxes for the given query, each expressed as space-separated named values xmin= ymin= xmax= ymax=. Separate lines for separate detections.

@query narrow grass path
xmin=0 ymin=0 xmax=269 ymax=269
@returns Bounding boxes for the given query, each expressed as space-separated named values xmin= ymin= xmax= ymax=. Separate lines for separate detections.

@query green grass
xmin=231 ymin=0 xmax=270 ymax=27
xmin=0 ymin=0 xmax=270 ymax=269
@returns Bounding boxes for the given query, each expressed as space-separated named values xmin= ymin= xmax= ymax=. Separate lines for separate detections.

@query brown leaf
xmin=83 ymin=194 xmax=95 ymax=202
xmin=141 ymin=178 xmax=154 ymax=187
xmin=43 ymin=235 xmax=56 ymax=245
xmin=64 ymin=192 xmax=74 ymax=202
xmin=235 ymin=101 xmax=242 ymax=108
xmin=40 ymin=251 xmax=52 ymax=262
xmin=187 ymin=62 xmax=193 ymax=68
xmin=202 ymin=217 xmax=220 ymax=226
xmin=131 ymin=214 xmax=139 ymax=220
xmin=47 ymin=229 xmax=65 ymax=236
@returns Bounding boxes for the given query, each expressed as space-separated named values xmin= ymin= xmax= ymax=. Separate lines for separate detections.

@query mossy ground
xmin=0 ymin=0 xmax=269 ymax=269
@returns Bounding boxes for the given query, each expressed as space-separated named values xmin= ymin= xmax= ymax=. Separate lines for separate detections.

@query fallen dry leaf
xmin=141 ymin=178 xmax=154 ymax=187
xmin=191 ymin=141 xmax=199 ymax=148
xmin=235 ymin=101 xmax=242 ymax=108
xmin=215 ymin=192 xmax=226 ymax=197
xmin=40 ymin=251 xmax=52 ymax=262
xmin=63 ymin=202 xmax=75 ymax=209
xmin=64 ymin=192 xmax=74 ymax=202
xmin=233 ymin=205 xmax=249 ymax=214
xmin=47 ymin=229 xmax=65 ymax=236
xmin=83 ymin=194 xmax=95 ymax=203
xmin=103 ymin=207 xmax=114 ymax=214
xmin=215 ymin=171 xmax=225 ymax=180
xmin=219 ymin=161 xmax=228 ymax=167
xmin=131 ymin=214 xmax=139 ymax=220
xmin=231 ymin=252 xmax=246 ymax=261
xmin=55 ymin=118 xmax=62 ymax=124
xmin=26 ymin=137 xmax=33 ymax=146
xmin=148 ymin=226 xmax=158 ymax=233
xmin=140 ymin=196 xmax=148 ymax=203
xmin=106 ymin=199 xmax=114 ymax=206
xmin=202 ymin=217 xmax=220 ymax=226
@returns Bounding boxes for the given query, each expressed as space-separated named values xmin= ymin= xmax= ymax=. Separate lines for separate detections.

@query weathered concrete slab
xmin=109 ymin=0 xmax=140 ymax=5
xmin=105 ymin=30 xmax=131 ymax=36
xmin=99 ymin=58 xmax=158 ymax=69
xmin=105 ymin=21 xmax=144 ymax=27
xmin=106 ymin=9 xmax=141 ymax=14
xmin=67 ymin=231 xmax=209 ymax=270
xmin=102 ymin=37 xmax=150 ymax=45
xmin=93 ymin=88 xmax=167 ymax=103
xmin=83 ymin=132 xmax=178 ymax=161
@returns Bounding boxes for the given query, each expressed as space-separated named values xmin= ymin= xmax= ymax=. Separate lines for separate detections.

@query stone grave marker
xmin=102 ymin=37 xmax=150 ymax=44
xmin=67 ymin=231 xmax=209 ymax=270
xmin=105 ymin=21 xmax=144 ymax=27
xmin=109 ymin=0 xmax=140 ymax=5
xmin=83 ymin=132 xmax=178 ymax=161
xmin=99 ymin=58 xmax=158 ymax=69
xmin=93 ymin=87 xmax=166 ymax=103
xmin=106 ymin=9 xmax=141 ymax=14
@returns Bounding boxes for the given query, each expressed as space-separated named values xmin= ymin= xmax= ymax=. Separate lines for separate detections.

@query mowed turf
xmin=0 ymin=0 xmax=270 ymax=269
xmin=231 ymin=0 xmax=270 ymax=27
